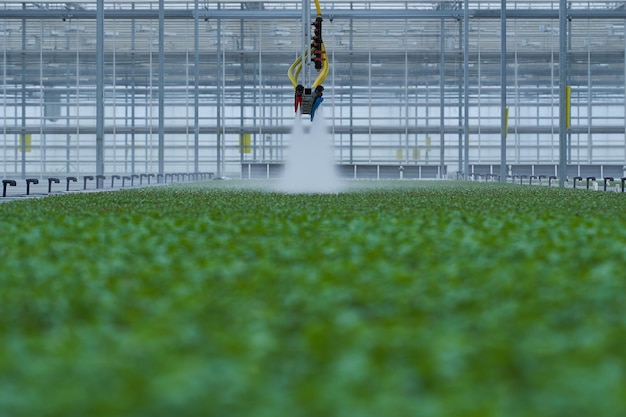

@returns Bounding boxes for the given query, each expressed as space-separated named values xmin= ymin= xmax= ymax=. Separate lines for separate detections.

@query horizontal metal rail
xmin=3 ymin=124 xmax=626 ymax=136
xmin=4 ymin=8 xmax=626 ymax=21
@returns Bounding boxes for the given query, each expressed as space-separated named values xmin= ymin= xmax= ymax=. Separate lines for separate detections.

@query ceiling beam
xmin=4 ymin=7 xmax=626 ymax=21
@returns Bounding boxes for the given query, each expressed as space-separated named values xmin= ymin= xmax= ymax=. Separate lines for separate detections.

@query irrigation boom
xmin=288 ymin=0 xmax=329 ymax=121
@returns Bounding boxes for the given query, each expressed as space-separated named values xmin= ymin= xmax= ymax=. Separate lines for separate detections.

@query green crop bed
xmin=1 ymin=180 xmax=625 ymax=417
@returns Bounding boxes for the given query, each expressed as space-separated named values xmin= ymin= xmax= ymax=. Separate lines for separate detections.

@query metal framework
xmin=2 ymin=1 xmax=626 ymax=184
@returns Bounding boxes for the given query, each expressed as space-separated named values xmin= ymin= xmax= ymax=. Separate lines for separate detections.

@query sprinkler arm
xmin=289 ymin=0 xmax=329 ymax=117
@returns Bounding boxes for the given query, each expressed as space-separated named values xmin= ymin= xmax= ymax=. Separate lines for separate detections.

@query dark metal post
xmin=66 ymin=177 xmax=77 ymax=191
xmin=2 ymin=180 xmax=17 ymax=197
xmin=83 ymin=176 xmax=94 ymax=190
xmin=26 ymin=178 xmax=39 ymax=195
xmin=48 ymin=178 xmax=60 ymax=193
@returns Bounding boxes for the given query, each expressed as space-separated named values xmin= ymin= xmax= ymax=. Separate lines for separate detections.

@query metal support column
xmin=20 ymin=5 xmax=26 ymax=178
xmin=302 ymin=0 xmax=311 ymax=86
xmin=439 ymin=18 xmax=445 ymax=178
xmin=131 ymin=4 xmax=136 ymax=176
xmin=404 ymin=23 xmax=409 ymax=165
xmin=463 ymin=0 xmax=470 ymax=179
xmin=558 ymin=0 xmax=568 ymax=187
xmin=96 ymin=0 xmax=104 ymax=188
xmin=349 ymin=11 xmax=354 ymax=164
xmin=239 ymin=10 xmax=245 ymax=167
xmin=216 ymin=3 xmax=222 ymax=178
xmin=500 ymin=0 xmax=507 ymax=182
xmin=158 ymin=0 xmax=165 ymax=176
xmin=457 ymin=19 xmax=463 ymax=177
xmin=194 ymin=0 xmax=200 ymax=174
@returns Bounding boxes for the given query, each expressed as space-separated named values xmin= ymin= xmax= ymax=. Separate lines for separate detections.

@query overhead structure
xmin=2 ymin=1 xmax=626 ymax=183
xmin=288 ymin=0 xmax=329 ymax=120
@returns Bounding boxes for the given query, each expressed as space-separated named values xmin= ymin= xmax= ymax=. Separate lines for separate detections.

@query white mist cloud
xmin=278 ymin=109 xmax=343 ymax=194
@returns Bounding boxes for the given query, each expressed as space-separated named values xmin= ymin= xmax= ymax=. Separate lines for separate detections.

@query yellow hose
xmin=288 ymin=54 xmax=302 ymax=88
xmin=288 ymin=49 xmax=312 ymax=88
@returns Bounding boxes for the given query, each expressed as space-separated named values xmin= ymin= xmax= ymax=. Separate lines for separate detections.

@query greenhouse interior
xmin=2 ymin=0 xmax=626 ymax=185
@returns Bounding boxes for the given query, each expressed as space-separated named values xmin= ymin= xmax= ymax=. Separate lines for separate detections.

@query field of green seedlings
xmin=1 ymin=180 xmax=625 ymax=417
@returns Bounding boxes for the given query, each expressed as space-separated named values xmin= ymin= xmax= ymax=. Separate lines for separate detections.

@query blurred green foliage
xmin=0 ymin=180 xmax=625 ymax=417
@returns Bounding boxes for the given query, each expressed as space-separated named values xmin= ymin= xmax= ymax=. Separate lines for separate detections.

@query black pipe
xmin=111 ymin=175 xmax=120 ymax=188
xmin=586 ymin=177 xmax=596 ymax=189
xmin=622 ymin=177 xmax=626 ymax=193
xmin=604 ymin=177 xmax=614 ymax=191
xmin=131 ymin=174 xmax=139 ymax=186
xmin=122 ymin=176 xmax=131 ymax=187
xmin=573 ymin=176 xmax=583 ymax=188
xmin=157 ymin=173 xmax=164 ymax=184
xmin=48 ymin=177 xmax=60 ymax=193
xmin=148 ymin=174 xmax=155 ymax=184
xmin=96 ymin=175 xmax=106 ymax=188
xmin=66 ymin=176 xmax=77 ymax=191
xmin=83 ymin=176 xmax=94 ymax=190
xmin=26 ymin=178 xmax=39 ymax=195
xmin=2 ymin=179 xmax=16 ymax=197
xmin=549 ymin=175 xmax=557 ymax=187
xmin=140 ymin=174 xmax=148 ymax=185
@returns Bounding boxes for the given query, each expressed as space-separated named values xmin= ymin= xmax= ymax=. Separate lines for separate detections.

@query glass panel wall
xmin=2 ymin=1 xmax=626 ymax=179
